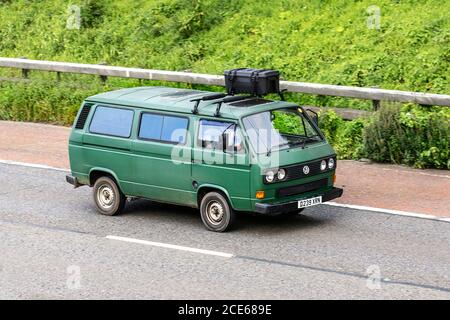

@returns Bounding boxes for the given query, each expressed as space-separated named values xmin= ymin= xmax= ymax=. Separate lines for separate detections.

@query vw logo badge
xmin=303 ymin=165 xmax=310 ymax=175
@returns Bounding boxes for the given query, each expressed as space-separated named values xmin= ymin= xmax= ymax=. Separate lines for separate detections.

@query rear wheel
xmin=200 ymin=192 xmax=235 ymax=232
xmin=93 ymin=176 xmax=126 ymax=216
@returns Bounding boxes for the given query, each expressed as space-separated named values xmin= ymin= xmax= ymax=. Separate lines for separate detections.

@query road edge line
xmin=106 ymin=235 xmax=234 ymax=258
xmin=0 ymin=159 xmax=69 ymax=172
xmin=325 ymin=202 xmax=449 ymax=222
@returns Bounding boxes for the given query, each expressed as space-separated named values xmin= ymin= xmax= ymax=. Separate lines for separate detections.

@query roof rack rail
xmin=190 ymin=93 xmax=227 ymax=114
xmin=212 ymin=95 xmax=252 ymax=117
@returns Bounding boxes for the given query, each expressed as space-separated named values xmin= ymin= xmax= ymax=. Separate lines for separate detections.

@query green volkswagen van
xmin=67 ymin=85 xmax=343 ymax=232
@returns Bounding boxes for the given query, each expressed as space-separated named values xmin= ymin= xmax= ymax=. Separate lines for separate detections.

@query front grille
xmin=277 ymin=178 xmax=328 ymax=197
xmin=285 ymin=156 xmax=336 ymax=181
xmin=262 ymin=156 xmax=336 ymax=184
xmin=75 ymin=104 xmax=92 ymax=129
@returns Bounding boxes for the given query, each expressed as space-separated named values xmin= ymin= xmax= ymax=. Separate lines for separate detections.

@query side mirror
xmin=306 ymin=109 xmax=319 ymax=126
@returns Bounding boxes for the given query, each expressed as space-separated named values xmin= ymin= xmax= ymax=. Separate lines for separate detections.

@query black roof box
xmin=224 ymin=68 xmax=280 ymax=96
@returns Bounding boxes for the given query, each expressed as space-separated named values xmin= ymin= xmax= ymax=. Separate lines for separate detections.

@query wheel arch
xmin=196 ymin=184 xmax=235 ymax=210
xmin=89 ymin=167 xmax=122 ymax=190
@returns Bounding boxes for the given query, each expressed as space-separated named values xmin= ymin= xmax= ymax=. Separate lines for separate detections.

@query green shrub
xmin=363 ymin=105 xmax=449 ymax=169
xmin=0 ymin=80 xmax=103 ymax=125
xmin=334 ymin=118 xmax=366 ymax=160
xmin=317 ymin=107 xmax=449 ymax=168
xmin=318 ymin=110 xmax=344 ymax=147
xmin=318 ymin=110 xmax=366 ymax=160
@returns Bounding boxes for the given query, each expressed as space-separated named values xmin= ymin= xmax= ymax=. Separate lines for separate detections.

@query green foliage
xmin=363 ymin=105 xmax=449 ymax=169
xmin=318 ymin=110 xmax=345 ymax=147
xmin=318 ymin=110 xmax=365 ymax=160
xmin=335 ymin=118 xmax=366 ymax=160
xmin=0 ymin=0 xmax=448 ymax=105
xmin=81 ymin=0 xmax=108 ymax=29
xmin=0 ymin=0 xmax=448 ymax=168
xmin=272 ymin=111 xmax=303 ymax=135
xmin=0 ymin=80 xmax=103 ymax=125
xmin=317 ymin=107 xmax=449 ymax=168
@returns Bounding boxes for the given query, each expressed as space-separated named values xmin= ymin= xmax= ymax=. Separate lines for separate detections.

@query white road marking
xmin=106 ymin=235 xmax=234 ymax=258
xmin=0 ymin=159 xmax=69 ymax=172
xmin=325 ymin=202 xmax=449 ymax=222
xmin=0 ymin=159 xmax=448 ymax=223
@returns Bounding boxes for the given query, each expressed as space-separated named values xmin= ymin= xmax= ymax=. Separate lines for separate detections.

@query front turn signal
xmin=256 ymin=191 xmax=265 ymax=199
xmin=333 ymin=174 xmax=336 ymax=184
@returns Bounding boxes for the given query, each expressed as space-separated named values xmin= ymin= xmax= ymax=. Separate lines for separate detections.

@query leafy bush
xmin=318 ymin=110 xmax=365 ymax=160
xmin=317 ymin=107 xmax=449 ymax=169
xmin=334 ymin=118 xmax=366 ymax=160
xmin=363 ymin=105 xmax=449 ymax=169
xmin=318 ymin=110 xmax=345 ymax=147
xmin=0 ymin=80 xmax=103 ymax=125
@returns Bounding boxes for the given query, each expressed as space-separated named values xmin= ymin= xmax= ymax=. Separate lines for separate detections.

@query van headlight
xmin=265 ymin=170 xmax=275 ymax=183
xmin=320 ymin=160 xmax=327 ymax=171
xmin=328 ymin=158 xmax=335 ymax=169
xmin=277 ymin=169 xmax=286 ymax=180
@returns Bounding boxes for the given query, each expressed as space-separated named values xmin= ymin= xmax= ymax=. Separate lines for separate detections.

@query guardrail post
xmin=19 ymin=57 xmax=29 ymax=79
xmin=371 ymin=86 xmax=381 ymax=111
xmin=56 ymin=72 xmax=61 ymax=82
xmin=372 ymin=99 xmax=381 ymax=111
xmin=98 ymin=61 xmax=107 ymax=85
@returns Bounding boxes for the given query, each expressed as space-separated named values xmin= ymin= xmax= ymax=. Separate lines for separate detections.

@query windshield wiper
xmin=289 ymin=136 xmax=321 ymax=149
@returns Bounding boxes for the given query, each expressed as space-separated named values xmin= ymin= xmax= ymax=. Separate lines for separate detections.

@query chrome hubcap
xmin=206 ymin=200 xmax=224 ymax=226
xmin=97 ymin=184 xmax=115 ymax=209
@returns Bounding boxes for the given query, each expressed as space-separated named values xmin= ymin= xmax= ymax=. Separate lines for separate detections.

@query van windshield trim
xmin=242 ymin=107 xmax=323 ymax=155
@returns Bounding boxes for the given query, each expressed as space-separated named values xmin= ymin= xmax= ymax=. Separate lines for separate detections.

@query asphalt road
xmin=0 ymin=163 xmax=449 ymax=299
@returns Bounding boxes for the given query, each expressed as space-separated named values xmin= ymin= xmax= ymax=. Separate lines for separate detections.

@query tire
xmin=93 ymin=176 xmax=126 ymax=216
xmin=200 ymin=192 xmax=235 ymax=232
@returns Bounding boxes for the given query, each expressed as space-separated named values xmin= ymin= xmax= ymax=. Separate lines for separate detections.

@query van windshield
xmin=242 ymin=107 xmax=323 ymax=155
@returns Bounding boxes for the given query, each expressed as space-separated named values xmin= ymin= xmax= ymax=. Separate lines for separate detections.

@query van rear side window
xmin=139 ymin=113 xmax=188 ymax=144
xmin=89 ymin=106 xmax=134 ymax=138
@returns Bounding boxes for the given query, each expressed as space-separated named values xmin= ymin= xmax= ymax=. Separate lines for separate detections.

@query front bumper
xmin=254 ymin=187 xmax=343 ymax=214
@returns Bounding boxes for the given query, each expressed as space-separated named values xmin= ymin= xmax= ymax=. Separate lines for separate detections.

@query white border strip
xmin=325 ymin=202 xmax=450 ymax=222
xmin=106 ymin=235 xmax=234 ymax=258
xmin=1 ymin=159 xmax=448 ymax=223
xmin=0 ymin=159 xmax=69 ymax=172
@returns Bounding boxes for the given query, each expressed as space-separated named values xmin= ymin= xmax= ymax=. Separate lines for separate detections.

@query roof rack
xmin=212 ymin=95 xmax=252 ymax=117
xmin=190 ymin=93 xmax=227 ymax=114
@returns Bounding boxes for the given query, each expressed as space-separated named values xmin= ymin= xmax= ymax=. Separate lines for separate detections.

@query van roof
xmin=85 ymin=87 xmax=297 ymax=119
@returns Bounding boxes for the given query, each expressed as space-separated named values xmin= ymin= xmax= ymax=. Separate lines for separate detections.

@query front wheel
xmin=200 ymin=192 xmax=235 ymax=232
xmin=93 ymin=176 xmax=126 ymax=216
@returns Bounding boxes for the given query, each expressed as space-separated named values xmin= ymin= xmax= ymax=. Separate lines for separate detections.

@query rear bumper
xmin=254 ymin=187 xmax=343 ymax=214
xmin=66 ymin=174 xmax=82 ymax=188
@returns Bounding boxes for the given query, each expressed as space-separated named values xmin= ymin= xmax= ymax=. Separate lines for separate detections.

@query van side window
xmin=139 ymin=113 xmax=163 ymax=140
xmin=89 ymin=106 xmax=134 ymax=138
xmin=139 ymin=113 xmax=188 ymax=144
xmin=198 ymin=120 xmax=244 ymax=153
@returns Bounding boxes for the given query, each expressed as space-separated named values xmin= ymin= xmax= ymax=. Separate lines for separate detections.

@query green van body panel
xmin=68 ymin=87 xmax=341 ymax=213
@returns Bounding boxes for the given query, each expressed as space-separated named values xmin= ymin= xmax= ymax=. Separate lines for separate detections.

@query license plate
xmin=298 ymin=196 xmax=322 ymax=208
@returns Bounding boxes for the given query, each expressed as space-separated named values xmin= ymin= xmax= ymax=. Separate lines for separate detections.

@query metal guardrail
xmin=0 ymin=57 xmax=449 ymax=108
